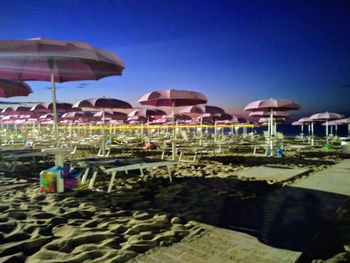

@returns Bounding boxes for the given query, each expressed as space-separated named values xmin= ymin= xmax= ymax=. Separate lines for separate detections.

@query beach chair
xmin=76 ymin=158 xmax=178 ymax=193
xmin=0 ymin=149 xmax=55 ymax=173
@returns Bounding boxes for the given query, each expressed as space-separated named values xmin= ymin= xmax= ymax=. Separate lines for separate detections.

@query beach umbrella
xmin=128 ymin=108 xmax=166 ymax=119
xmin=0 ymin=38 xmax=125 ymax=144
xmin=61 ymin=111 xmax=93 ymax=120
xmin=73 ymin=97 xmax=132 ymax=156
xmin=179 ymin=104 xmax=225 ymax=115
xmin=244 ymin=98 xmax=299 ymax=154
xmin=249 ymin=111 xmax=289 ymax=139
xmin=322 ymin=119 xmax=344 ymax=136
xmin=337 ymin=118 xmax=350 ymax=136
xmin=39 ymin=112 xmax=63 ymax=120
xmin=128 ymin=108 xmax=166 ymax=128
xmin=179 ymin=104 xmax=225 ymax=143
xmin=1 ymin=106 xmax=31 ymax=115
xmin=93 ymin=110 xmax=127 ymax=121
xmin=73 ymin=97 xmax=132 ymax=110
xmin=309 ymin=112 xmax=344 ymax=141
xmin=138 ymin=89 xmax=207 ymax=107
xmin=127 ymin=115 xmax=148 ymax=124
xmin=159 ymin=113 xmax=192 ymax=122
xmin=259 ymin=117 xmax=286 ymax=124
xmin=128 ymin=108 xmax=166 ymax=138
xmin=292 ymin=121 xmax=305 ymax=137
xmin=30 ymin=102 xmax=73 ymax=113
xmin=248 ymin=111 xmax=289 ymax=118
xmin=296 ymin=117 xmax=315 ymax=145
xmin=0 ymin=79 xmax=32 ymax=98
xmin=138 ymin=89 xmax=207 ymax=160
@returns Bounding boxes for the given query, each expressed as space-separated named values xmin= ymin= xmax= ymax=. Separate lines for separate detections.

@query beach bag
xmin=39 ymin=165 xmax=81 ymax=193
xmin=39 ymin=166 xmax=62 ymax=193
xmin=64 ymin=166 xmax=81 ymax=191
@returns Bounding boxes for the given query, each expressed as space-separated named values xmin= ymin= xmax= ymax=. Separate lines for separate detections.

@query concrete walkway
xmin=130 ymin=223 xmax=301 ymax=263
xmin=291 ymin=159 xmax=350 ymax=196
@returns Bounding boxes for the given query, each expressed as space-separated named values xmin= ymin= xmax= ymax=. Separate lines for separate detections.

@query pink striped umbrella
xmin=0 ymin=38 xmax=125 ymax=144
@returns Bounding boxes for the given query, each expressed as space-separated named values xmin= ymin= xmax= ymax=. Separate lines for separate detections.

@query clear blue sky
xmin=1 ymin=0 xmax=350 ymax=115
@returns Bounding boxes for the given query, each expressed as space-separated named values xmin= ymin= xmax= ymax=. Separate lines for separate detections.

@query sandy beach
xmin=0 ymin=149 xmax=349 ymax=263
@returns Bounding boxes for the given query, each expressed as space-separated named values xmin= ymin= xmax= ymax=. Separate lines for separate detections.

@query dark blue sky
xmin=1 ymin=0 xmax=350 ymax=115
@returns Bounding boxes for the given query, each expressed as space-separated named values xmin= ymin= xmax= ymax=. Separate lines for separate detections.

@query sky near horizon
xmin=1 ymin=0 xmax=350 ymax=116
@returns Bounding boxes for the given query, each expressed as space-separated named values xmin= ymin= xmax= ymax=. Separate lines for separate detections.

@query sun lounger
xmin=177 ymin=144 xmax=222 ymax=162
xmin=75 ymin=158 xmax=178 ymax=193
xmin=0 ymin=149 xmax=55 ymax=173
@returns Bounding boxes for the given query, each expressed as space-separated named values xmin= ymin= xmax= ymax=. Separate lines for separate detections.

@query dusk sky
xmin=1 ymin=0 xmax=350 ymax=116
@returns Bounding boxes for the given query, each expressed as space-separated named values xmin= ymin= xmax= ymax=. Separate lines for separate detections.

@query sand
xmin=0 ymin=151 xmax=349 ymax=262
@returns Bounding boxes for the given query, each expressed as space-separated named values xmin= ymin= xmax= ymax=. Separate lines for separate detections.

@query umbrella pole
xmin=326 ymin=121 xmax=329 ymax=143
xmin=101 ymin=109 xmax=106 ymax=156
xmin=269 ymin=110 xmax=273 ymax=155
xmin=172 ymin=101 xmax=176 ymax=161
xmin=214 ymin=120 xmax=217 ymax=143
xmin=49 ymin=60 xmax=64 ymax=193
xmin=311 ymin=122 xmax=314 ymax=146
xmin=200 ymin=116 xmax=203 ymax=146
xmin=49 ymin=60 xmax=59 ymax=146
xmin=301 ymin=124 xmax=304 ymax=140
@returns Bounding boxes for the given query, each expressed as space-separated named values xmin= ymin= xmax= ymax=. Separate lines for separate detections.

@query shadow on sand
xmin=113 ymin=175 xmax=347 ymax=260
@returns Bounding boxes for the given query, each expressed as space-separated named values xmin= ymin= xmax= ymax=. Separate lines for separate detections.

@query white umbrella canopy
xmin=297 ymin=117 xmax=313 ymax=124
xmin=179 ymin=104 xmax=225 ymax=115
xmin=138 ymin=89 xmax=207 ymax=160
xmin=258 ymin=117 xmax=286 ymax=124
xmin=1 ymin=106 xmax=31 ymax=115
xmin=309 ymin=112 xmax=344 ymax=139
xmin=30 ymin=102 xmax=73 ymax=113
xmin=138 ymin=89 xmax=207 ymax=107
xmin=337 ymin=118 xmax=350 ymax=136
xmin=249 ymin=111 xmax=289 ymax=118
xmin=61 ymin=111 xmax=93 ymax=120
xmin=73 ymin=97 xmax=132 ymax=110
xmin=309 ymin=112 xmax=344 ymax=121
xmin=244 ymin=98 xmax=299 ymax=155
xmin=292 ymin=121 xmax=302 ymax=126
xmin=73 ymin=97 xmax=132 ymax=156
xmin=127 ymin=108 xmax=166 ymax=121
xmin=127 ymin=115 xmax=148 ymax=124
xmin=244 ymin=98 xmax=300 ymax=112
xmin=93 ymin=110 xmax=127 ymax=121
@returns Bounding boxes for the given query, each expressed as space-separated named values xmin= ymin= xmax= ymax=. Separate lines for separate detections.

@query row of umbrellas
xmin=292 ymin=112 xmax=349 ymax=144
xmin=1 ymin=38 xmax=348 ymax=151
xmin=0 ymin=102 xmax=245 ymax=124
